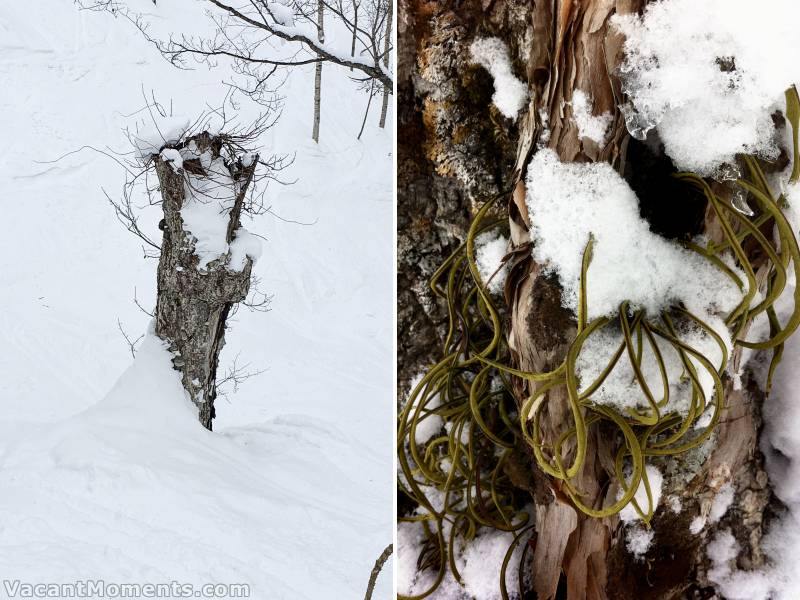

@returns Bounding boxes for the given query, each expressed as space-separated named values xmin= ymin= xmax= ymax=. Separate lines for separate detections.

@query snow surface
xmin=614 ymin=0 xmax=800 ymax=176
xmin=470 ymin=38 xmax=529 ymax=120
xmin=0 ymin=1 xmax=392 ymax=598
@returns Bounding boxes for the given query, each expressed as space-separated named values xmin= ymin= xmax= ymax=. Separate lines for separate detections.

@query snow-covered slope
xmin=0 ymin=2 xmax=392 ymax=598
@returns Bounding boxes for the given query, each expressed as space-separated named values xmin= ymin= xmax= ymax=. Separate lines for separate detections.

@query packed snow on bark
xmin=0 ymin=1 xmax=392 ymax=598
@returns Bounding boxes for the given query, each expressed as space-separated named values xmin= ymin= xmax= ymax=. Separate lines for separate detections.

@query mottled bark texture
xmin=154 ymin=133 xmax=256 ymax=430
xmin=399 ymin=1 xmax=774 ymax=598
xmin=397 ymin=0 xmax=522 ymax=393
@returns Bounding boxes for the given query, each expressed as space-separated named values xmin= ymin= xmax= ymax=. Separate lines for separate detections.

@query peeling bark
xmin=153 ymin=132 xmax=257 ymax=430
xmin=399 ymin=0 xmax=774 ymax=598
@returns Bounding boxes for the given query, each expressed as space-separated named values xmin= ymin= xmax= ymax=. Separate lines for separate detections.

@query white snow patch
xmin=398 ymin=519 xmax=529 ymax=600
xmin=710 ymin=483 xmax=735 ymax=523
xmin=228 ymin=228 xmax=263 ymax=271
xmin=475 ymin=231 xmax=509 ymax=295
xmin=571 ymin=90 xmax=612 ymax=145
xmin=132 ymin=116 xmax=191 ymax=160
xmin=619 ymin=464 xmax=663 ymax=523
xmin=613 ymin=0 xmax=800 ymax=176
xmin=525 ymin=149 xmax=743 ymax=320
xmin=267 ymin=2 xmax=294 ymax=26
xmin=689 ymin=515 xmax=706 ymax=535
xmin=159 ymin=147 xmax=184 ymax=173
xmin=470 ymin=37 xmax=529 ymax=120
xmin=525 ymin=150 xmax=739 ymax=414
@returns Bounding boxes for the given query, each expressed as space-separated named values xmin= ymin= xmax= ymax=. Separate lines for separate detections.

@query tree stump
xmin=153 ymin=132 xmax=257 ymax=430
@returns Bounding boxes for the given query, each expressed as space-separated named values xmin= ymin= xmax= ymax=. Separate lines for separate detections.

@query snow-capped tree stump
xmin=153 ymin=132 xmax=257 ymax=430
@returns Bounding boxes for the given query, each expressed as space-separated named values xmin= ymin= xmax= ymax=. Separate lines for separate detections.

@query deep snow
xmin=0 ymin=1 xmax=392 ymax=598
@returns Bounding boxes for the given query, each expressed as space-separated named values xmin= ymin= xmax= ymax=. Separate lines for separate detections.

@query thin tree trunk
xmin=358 ymin=81 xmax=375 ymax=140
xmin=350 ymin=0 xmax=358 ymax=71
xmin=153 ymin=132 xmax=257 ymax=430
xmin=377 ymin=0 xmax=392 ymax=129
xmin=312 ymin=0 xmax=324 ymax=143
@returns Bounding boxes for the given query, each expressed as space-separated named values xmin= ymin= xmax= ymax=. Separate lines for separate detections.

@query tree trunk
xmin=312 ymin=0 xmax=324 ymax=143
xmin=398 ymin=1 xmax=773 ymax=598
xmin=378 ymin=0 xmax=392 ymax=129
xmin=153 ymin=132 xmax=257 ymax=430
xmin=350 ymin=0 xmax=358 ymax=70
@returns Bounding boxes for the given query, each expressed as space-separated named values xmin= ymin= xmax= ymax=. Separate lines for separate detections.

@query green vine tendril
xmin=397 ymin=87 xmax=800 ymax=600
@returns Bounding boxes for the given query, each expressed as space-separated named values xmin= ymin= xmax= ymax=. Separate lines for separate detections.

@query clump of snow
xmin=626 ymin=526 xmax=655 ymax=558
xmin=525 ymin=149 xmax=743 ymax=321
xmin=398 ymin=519 xmax=530 ymax=600
xmin=689 ymin=515 xmax=706 ymax=535
xmin=159 ymin=147 xmax=183 ymax=173
xmin=470 ymin=38 xmax=529 ymax=120
xmin=175 ymin=143 xmax=257 ymax=271
xmin=708 ymin=529 xmax=740 ymax=578
xmin=668 ymin=496 xmax=682 ymax=514
xmin=267 ymin=2 xmax=294 ymax=26
xmin=710 ymin=483 xmax=735 ymax=522
xmin=707 ymin=528 xmax=773 ymax=600
xmin=571 ymin=90 xmax=612 ymax=145
xmin=228 ymin=228 xmax=262 ymax=271
xmin=525 ymin=150 xmax=740 ymax=414
xmin=576 ymin=316 xmax=728 ymax=416
xmin=132 ymin=116 xmax=191 ymax=160
xmin=461 ymin=529 xmax=526 ymax=599
xmin=613 ymin=0 xmax=800 ymax=176
xmin=475 ymin=231 xmax=510 ymax=294
xmin=619 ymin=464 xmax=663 ymax=523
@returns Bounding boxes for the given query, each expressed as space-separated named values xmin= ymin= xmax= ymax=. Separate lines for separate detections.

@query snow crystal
xmin=571 ymin=90 xmax=612 ymax=145
xmin=470 ymin=38 xmax=529 ymax=120
xmin=626 ymin=526 xmax=655 ymax=558
xmin=525 ymin=149 xmax=744 ymax=321
xmin=475 ymin=231 xmax=509 ymax=295
xmin=613 ymin=0 xmax=800 ymax=176
xmin=619 ymin=464 xmax=663 ymax=523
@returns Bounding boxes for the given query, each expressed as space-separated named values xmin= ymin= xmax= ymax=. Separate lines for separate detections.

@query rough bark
xmin=154 ymin=132 xmax=257 ymax=430
xmin=398 ymin=1 xmax=774 ymax=598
